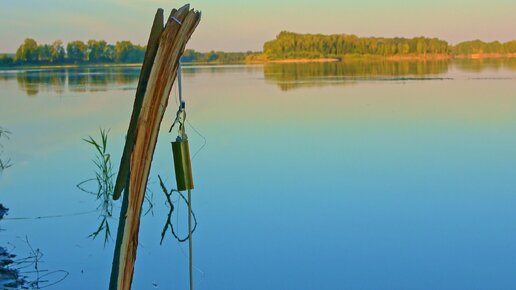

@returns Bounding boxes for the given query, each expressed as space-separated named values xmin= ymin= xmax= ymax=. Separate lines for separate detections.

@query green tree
xmin=0 ymin=54 xmax=14 ymax=66
xmin=38 ymin=44 xmax=51 ymax=62
xmin=181 ymin=49 xmax=202 ymax=62
xmin=453 ymin=40 xmax=486 ymax=55
xmin=263 ymin=32 xmax=450 ymax=59
xmin=202 ymin=51 xmax=219 ymax=62
xmin=505 ymin=41 xmax=516 ymax=53
xmin=50 ymin=40 xmax=65 ymax=63
xmin=87 ymin=40 xmax=107 ymax=62
xmin=114 ymin=41 xmax=145 ymax=63
xmin=15 ymin=38 xmax=39 ymax=63
xmin=67 ymin=40 xmax=87 ymax=63
xmin=486 ymin=41 xmax=504 ymax=53
xmin=416 ymin=38 xmax=426 ymax=55
xmin=104 ymin=44 xmax=116 ymax=62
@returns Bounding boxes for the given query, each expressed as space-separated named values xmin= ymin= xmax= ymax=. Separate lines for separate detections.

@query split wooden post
xmin=109 ymin=5 xmax=201 ymax=290
xmin=112 ymin=8 xmax=165 ymax=201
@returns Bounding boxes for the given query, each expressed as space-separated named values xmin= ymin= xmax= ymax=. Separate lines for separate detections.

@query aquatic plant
xmin=79 ymin=128 xmax=115 ymax=244
xmin=0 ymin=205 xmax=25 ymax=289
xmin=0 ymin=127 xmax=12 ymax=172
xmin=0 ymin=126 xmax=8 ymax=139
xmin=2 ymin=206 xmax=69 ymax=289
xmin=78 ymin=128 xmax=154 ymax=245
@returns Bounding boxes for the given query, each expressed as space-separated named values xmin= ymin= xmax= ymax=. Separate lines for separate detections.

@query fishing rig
xmin=168 ymin=61 xmax=195 ymax=290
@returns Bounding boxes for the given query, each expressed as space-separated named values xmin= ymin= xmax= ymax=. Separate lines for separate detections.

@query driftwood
xmin=109 ymin=5 xmax=201 ymax=290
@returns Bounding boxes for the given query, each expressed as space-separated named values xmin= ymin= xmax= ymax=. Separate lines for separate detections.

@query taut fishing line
xmin=171 ymin=67 xmax=207 ymax=162
xmin=163 ymin=60 xmax=206 ymax=290
xmin=2 ymin=210 xmax=97 ymax=221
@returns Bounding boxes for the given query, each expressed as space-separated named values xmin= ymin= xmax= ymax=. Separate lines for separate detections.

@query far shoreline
xmin=269 ymin=58 xmax=340 ymax=63
xmin=1 ymin=53 xmax=515 ymax=70
xmin=0 ymin=63 xmax=142 ymax=71
xmin=261 ymin=53 xmax=516 ymax=64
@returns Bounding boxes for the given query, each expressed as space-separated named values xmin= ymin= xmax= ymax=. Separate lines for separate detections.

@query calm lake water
xmin=1 ymin=59 xmax=516 ymax=289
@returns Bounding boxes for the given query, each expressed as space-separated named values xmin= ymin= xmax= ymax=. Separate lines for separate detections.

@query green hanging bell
xmin=171 ymin=138 xmax=194 ymax=191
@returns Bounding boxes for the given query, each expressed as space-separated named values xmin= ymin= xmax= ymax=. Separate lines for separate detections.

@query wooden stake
xmin=109 ymin=8 xmax=164 ymax=290
xmin=113 ymin=8 xmax=165 ymax=201
xmin=109 ymin=5 xmax=201 ymax=290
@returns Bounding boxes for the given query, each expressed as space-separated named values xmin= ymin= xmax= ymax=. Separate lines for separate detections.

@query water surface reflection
xmin=264 ymin=58 xmax=516 ymax=90
xmin=1 ymin=67 xmax=140 ymax=96
xmin=2 ymin=59 xmax=516 ymax=95
xmin=1 ymin=61 xmax=516 ymax=290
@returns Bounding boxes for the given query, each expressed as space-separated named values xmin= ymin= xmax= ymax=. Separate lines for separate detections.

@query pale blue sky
xmin=0 ymin=0 xmax=515 ymax=53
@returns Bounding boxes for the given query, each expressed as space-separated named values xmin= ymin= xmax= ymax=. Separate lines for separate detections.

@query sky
xmin=0 ymin=0 xmax=515 ymax=53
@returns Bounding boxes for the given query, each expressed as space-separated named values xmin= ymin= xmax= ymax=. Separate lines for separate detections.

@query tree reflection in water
xmin=264 ymin=60 xmax=450 ymax=91
xmin=1 ymin=59 xmax=515 ymax=94
xmin=264 ymin=58 xmax=516 ymax=91
xmin=1 ymin=67 xmax=140 ymax=96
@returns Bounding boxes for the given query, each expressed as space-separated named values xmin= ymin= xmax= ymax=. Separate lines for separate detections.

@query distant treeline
xmin=0 ymin=38 xmax=258 ymax=67
xmin=182 ymin=49 xmax=258 ymax=64
xmin=3 ymin=33 xmax=516 ymax=67
xmin=0 ymin=38 xmax=145 ymax=66
xmin=453 ymin=40 xmax=516 ymax=55
xmin=263 ymin=31 xmax=516 ymax=59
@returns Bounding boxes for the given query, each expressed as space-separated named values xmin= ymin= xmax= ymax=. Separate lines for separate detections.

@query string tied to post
xmin=170 ymin=16 xmax=182 ymax=25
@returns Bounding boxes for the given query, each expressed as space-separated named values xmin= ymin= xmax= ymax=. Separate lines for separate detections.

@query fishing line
xmin=187 ymin=189 xmax=193 ymax=290
xmin=171 ymin=66 xmax=207 ymax=162
xmin=158 ymin=175 xmax=205 ymax=286
xmin=175 ymin=243 xmax=206 ymax=286
xmin=2 ymin=210 xmax=97 ymax=221
xmin=166 ymin=60 xmax=197 ymax=290
xmin=186 ymin=119 xmax=207 ymax=161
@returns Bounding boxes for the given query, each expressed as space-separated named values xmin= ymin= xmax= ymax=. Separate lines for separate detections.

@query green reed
xmin=82 ymin=128 xmax=114 ymax=244
xmin=79 ymin=128 xmax=154 ymax=244
xmin=0 ymin=126 xmax=12 ymax=171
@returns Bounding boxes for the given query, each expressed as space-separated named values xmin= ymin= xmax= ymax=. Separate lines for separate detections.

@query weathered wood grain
xmin=109 ymin=9 xmax=165 ymax=290
xmin=113 ymin=8 xmax=165 ymax=201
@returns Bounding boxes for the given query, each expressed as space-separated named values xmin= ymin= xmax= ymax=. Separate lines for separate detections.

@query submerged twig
xmin=1 ymin=207 xmax=68 ymax=289
xmin=11 ymin=236 xmax=69 ymax=289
